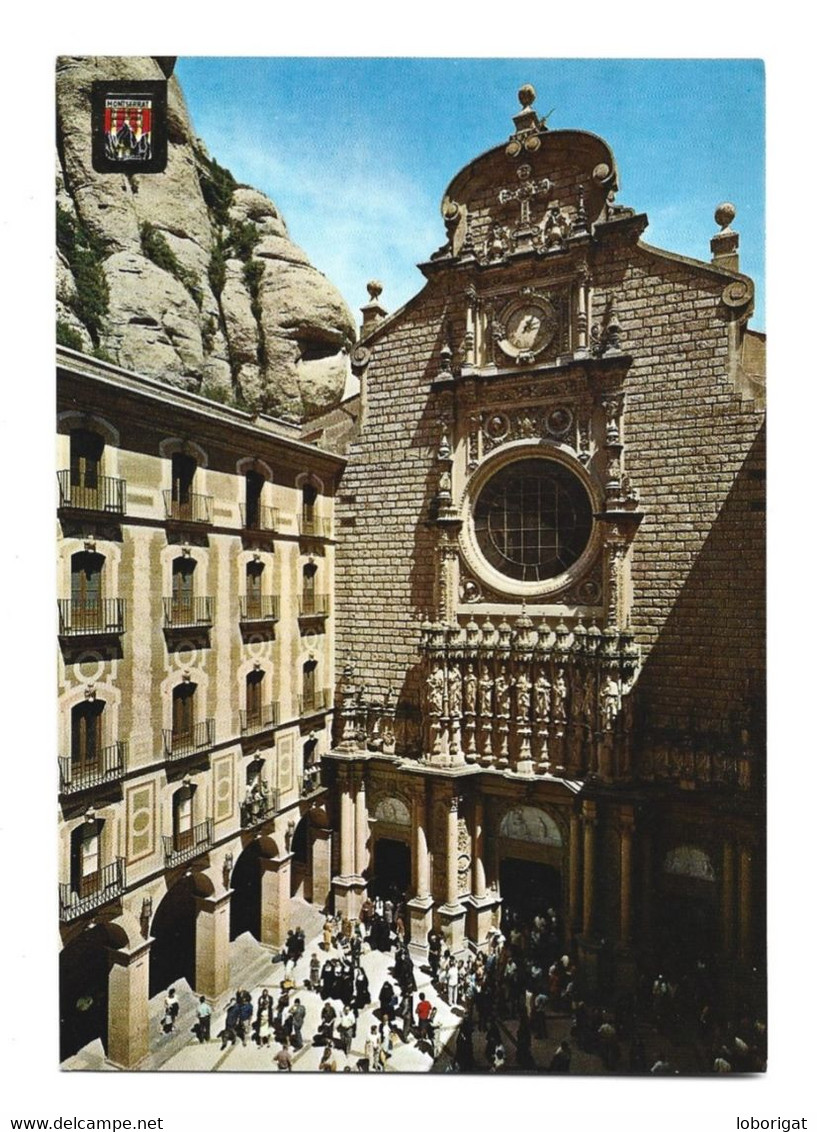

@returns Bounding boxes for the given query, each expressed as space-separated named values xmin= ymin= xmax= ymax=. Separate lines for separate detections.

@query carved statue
xmin=552 ymin=669 xmax=568 ymax=719
xmin=285 ymin=819 xmax=296 ymax=851
xmin=448 ymin=664 xmax=463 ymax=716
xmin=426 ymin=663 xmax=444 ymax=714
xmin=464 ymin=663 xmax=477 ymax=713
xmin=583 ymin=671 xmax=595 ymax=725
xmin=534 ymin=671 xmax=551 ymax=720
xmin=478 ymin=667 xmax=493 ymax=716
xmin=486 ymin=221 xmax=509 ymax=260
xmin=543 ymin=205 xmax=571 ymax=249
xmin=602 ymin=674 xmax=620 ymax=730
xmin=495 ymin=665 xmax=511 ymax=716
xmin=515 ymin=670 xmax=531 ymax=719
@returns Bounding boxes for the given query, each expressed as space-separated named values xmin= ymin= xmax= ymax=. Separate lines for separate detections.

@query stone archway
xmin=290 ymin=815 xmax=310 ymax=899
xmin=230 ymin=840 xmax=263 ymax=942
xmin=60 ymin=925 xmax=112 ymax=1061
xmin=494 ymin=802 xmax=567 ymax=935
xmin=148 ymin=876 xmax=197 ymax=998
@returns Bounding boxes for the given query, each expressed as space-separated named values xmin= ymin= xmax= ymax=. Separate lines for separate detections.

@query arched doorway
xmin=495 ymin=803 xmax=566 ymax=938
xmin=658 ymin=846 xmax=718 ymax=974
xmin=370 ymin=837 xmax=411 ymax=900
xmin=59 ymin=926 xmax=110 ymax=1061
xmin=230 ymin=840 xmax=263 ymax=942
xmin=499 ymin=859 xmax=562 ymax=922
xmin=149 ymin=877 xmax=197 ymax=998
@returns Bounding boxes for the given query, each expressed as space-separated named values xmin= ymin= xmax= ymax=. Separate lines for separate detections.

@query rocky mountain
xmin=56 ymin=56 xmax=356 ymax=421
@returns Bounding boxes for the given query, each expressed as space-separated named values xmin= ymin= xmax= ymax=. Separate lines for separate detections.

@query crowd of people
xmin=159 ymin=893 xmax=766 ymax=1075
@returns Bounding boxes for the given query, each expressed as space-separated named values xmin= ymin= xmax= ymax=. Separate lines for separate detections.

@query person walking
xmin=364 ymin=1025 xmax=380 ymax=1072
xmin=161 ymin=987 xmax=179 ymax=1034
xmin=338 ymin=1004 xmax=356 ymax=1057
xmin=220 ymin=998 xmax=241 ymax=1050
xmin=289 ymin=998 xmax=306 ymax=1051
xmin=195 ymin=996 xmax=212 ymax=1042
xmin=274 ymin=1038 xmax=293 ymax=1070
xmin=416 ymin=993 xmax=433 ymax=1043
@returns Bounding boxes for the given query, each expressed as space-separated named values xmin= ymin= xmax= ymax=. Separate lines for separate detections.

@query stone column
xmin=332 ymin=764 xmax=367 ymax=920
xmin=581 ymin=800 xmax=597 ymax=937
xmin=354 ymin=774 xmax=369 ymax=877
xmin=738 ymin=842 xmax=753 ymax=963
xmin=568 ymin=811 xmax=581 ymax=937
xmin=466 ymin=792 xmax=497 ymax=948
xmin=407 ymin=784 xmax=433 ymax=955
xmin=721 ymin=840 xmax=736 ymax=956
xmin=106 ymin=940 xmax=151 ymax=1069
xmin=339 ymin=770 xmax=354 ymax=878
xmin=260 ymin=853 xmax=292 ymax=949
xmin=640 ymin=828 xmax=653 ymax=948
xmin=472 ymin=795 xmax=486 ymax=900
xmin=194 ymin=890 xmax=233 ymax=1000
xmin=619 ymin=807 xmax=635 ymax=944
xmin=311 ymin=825 xmax=333 ymax=912
xmin=439 ymin=791 xmax=467 ymax=954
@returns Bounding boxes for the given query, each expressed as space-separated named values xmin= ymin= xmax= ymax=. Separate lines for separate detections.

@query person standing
xmin=364 ymin=1025 xmax=381 ymax=1072
xmin=162 ymin=987 xmax=179 ymax=1034
xmin=549 ymin=1040 xmax=572 ymax=1073
xmin=416 ymin=993 xmax=433 ymax=1042
xmin=319 ymin=1041 xmax=338 ymax=1072
xmin=289 ymin=998 xmax=306 ymax=1051
xmin=195 ymin=996 xmax=212 ymax=1042
xmin=447 ymin=960 xmax=460 ymax=1007
xmin=274 ymin=1038 xmax=293 ymax=1071
xmin=338 ymin=1004 xmax=356 ymax=1057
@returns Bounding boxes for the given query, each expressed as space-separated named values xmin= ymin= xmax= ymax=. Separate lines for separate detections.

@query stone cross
xmin=498 ymin=164 xmax=552 ymax=228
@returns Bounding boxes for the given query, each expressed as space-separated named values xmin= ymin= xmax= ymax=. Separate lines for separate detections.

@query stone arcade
xmin=57 ymin=83 xmax=765 ymax=1068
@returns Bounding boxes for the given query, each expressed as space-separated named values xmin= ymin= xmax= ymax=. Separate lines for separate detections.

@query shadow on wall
xmin=633 ymin=422 xmax=765 ymax=743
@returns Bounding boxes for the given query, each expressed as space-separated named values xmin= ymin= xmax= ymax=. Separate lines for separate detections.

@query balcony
xmin=298 ymin=765 xmax=324 ymax=797
xmin=59 ymin=741 xmax=127 ymax=795
xmin=240 ymin=788 xmax=281 ymax=829
xmin=239 ymin=503 xmax=280 ymax=532
xmin=298 ymin=515 xmax=332 ymax=539
xmin=240 ymin=702 xmax=280 ymax=736
xmin=299 ymin=688 xmax=332 ymax=716
xmin=59 ymin=858 xmax=126 ymax=922
xmin=163 ymin=819 xmax=213 ymax=868
xmin=162 ymin=719 xmax=215 ymax=761
xmin=239 ymin=595 xmax=280 ymax=625
xmin=58 ymin=598 xmax=125 ymax=637
xmin=163 ymin=597 xmax=214 ymax=629
xmin=163 ymin=490 xmax=213 ymax=525
xmin=57 ymin=471 xmax=126 ymax=516
xmin=298 ymin=593 xmax=330 ymax=619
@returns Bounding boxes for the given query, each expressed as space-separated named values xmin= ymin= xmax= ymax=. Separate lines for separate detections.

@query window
xmin=245 ymin=471 xmax=264 ymax=528
xmin=71 ymin=551 xmax=104 ymax=630
xmin=70 ymin=821 xmax=101 ymax=898
xmin=172 ymin=683 xmax=196 ymax=745
xmin=302 ymin=563 xmax=317 ymax=615
xmin=70 ymin=429 xmax=104 ymax=495
xmin=302 ymin=661 xmax=317 ymax=713
xmin=246 ymin=561 xmax=264 ymax=618
xmin=171 ymin=453 xmax=197 ymax=519
xmin=302 ymin=482 xmax=318 ymax=531
xmin=473 ymin=457 xmax=593 ymax=583
xmin=245 ymin=670 xmax=264 ymax=727
xmin=71 ymin=700 xmax=104 ymax=776
xmin=171 ymin=557 xmax=196 ymax=622
xmin=173 ymin=785 xmax=194 ymax=851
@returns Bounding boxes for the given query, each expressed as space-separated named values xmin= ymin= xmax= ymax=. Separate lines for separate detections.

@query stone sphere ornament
xmin=715 ymin=202 xmax=737 ymax=231
xmin=518 ymin=84 xmax=537 ymax=108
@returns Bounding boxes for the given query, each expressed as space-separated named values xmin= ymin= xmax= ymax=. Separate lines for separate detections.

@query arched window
xmin=71 ymin=550 xmax=104 ymax=631
xmin=171 ymin=453 xmax=197 ymax=519
xmin=172 ymin=683 xmax=196 ymax=746
xmin=71 ymin=699 xmax=105 ymax=777
xmin=171 ymin=557 xmax=196 ymax=623
xmin=302 ymin=660 xmax=317 ymax=713
xmin=70 ymin=819 xmax=101 ymax=898
xmin=245 ymin=560 xmax=264 ymax=618
xmin=172 ymin=784 xmax=195 ymax=852
xmin=244 ymin=470 xmax=264 ymax=529
xmin=302 ymin=562 xmax=317 ymax=615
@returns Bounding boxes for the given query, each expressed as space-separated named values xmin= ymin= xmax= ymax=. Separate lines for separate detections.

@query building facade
xmin=328 ymin=88 xmax=765 ymax=998
xmin=57 ymin=346 xmax=342 ymax=1066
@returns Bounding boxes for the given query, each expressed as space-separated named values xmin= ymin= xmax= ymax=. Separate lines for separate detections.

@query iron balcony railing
xmin=298 ymin=593 xmax=330 ymax=618
xmin=298 ymin=515 xmax=332 ymax=538
xmin=162 ymin=719 xmax=215 ymax=761
xmin=59 ymin=741 xmax=127 ymax=794
xmin=238 ymin=595 xmax=280 ymax=623
xmin=57 ymin=471 xmax=126 ymax=515
xmin=58 ymin=598 xmax=125 ymax=636
xmin=239 ymin=503 xmax=280 ymax=532
xmin=163 ymin=819 xmax=213 ymax=868
xmin=240 ymin=788 xmax=281 ymax=829
xmin=299 ymin=688 xmax=332 ymax=716
xmin=163 ymin=490 xmax=213 ymax=525
xmin=240 ymin=702 xmax=280 ymax=735
xmin=163 ymin=596 xmax=214 ymax=629
xmin=59 ymin=858 xmax=126 ymax=922
xmin=298 ymin=765 xmax=324 ymax=797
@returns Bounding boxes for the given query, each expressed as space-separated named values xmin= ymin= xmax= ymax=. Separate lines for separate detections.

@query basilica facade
xmin=327 ymin=87 xmax=765 ymax=996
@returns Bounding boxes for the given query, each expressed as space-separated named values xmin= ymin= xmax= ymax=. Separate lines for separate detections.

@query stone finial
xmin=508 ymin=83 xmax=548 ymax=152
xmin=518 ymin=84 xmax=537 ymax=108
xmin=715 ymin=202 xmax=736 ymax=232
xmin=360 ymin=280 xmax=387 ymax=336
xmin=711 ymin=202 xmax=739 ymax=272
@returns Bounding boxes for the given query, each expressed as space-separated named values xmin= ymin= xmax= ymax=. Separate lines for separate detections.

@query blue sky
xmin=175 ymin=57 xmax=765 ymax=330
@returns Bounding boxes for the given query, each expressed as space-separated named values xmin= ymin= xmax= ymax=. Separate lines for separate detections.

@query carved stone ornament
xmin=351 ymin=344 xmax=372 ymax=370
xmin=722 ymin=279 xmax=752 ymax=309
xmin=460 ymin=577 xmax=482 ymax=603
